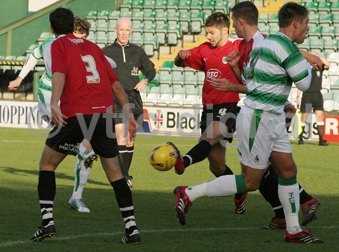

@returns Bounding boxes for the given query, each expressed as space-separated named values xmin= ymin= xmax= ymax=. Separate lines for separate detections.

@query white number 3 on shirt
xmin=81 ymin=55 xmax=100 ymax=84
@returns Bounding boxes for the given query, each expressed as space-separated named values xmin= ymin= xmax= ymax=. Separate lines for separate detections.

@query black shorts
xmin=46 ymin=114 xmax=118 ymax=158
xmin=300 ymin=92 xmax=324 ymax=113
xmin=114 ymin=89 xmax=143 ymax=125
xmin=200 ymin=103 xmax=240 ymax=142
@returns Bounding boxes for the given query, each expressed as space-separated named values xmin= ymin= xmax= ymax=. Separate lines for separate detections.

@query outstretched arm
xmin=8 ymin=55 xmax=38 ymax=91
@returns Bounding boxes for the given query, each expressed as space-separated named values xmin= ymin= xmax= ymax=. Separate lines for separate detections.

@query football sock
xmin=118 ymin=145 xmax=128 ymax=177
xmin=259 ymin=168 xmax=285 ymax=218
xmin=278 ymin=177 xmax=302 ymax=234
xmin=118 ymin=145 xmax=134 ymax=178
xmin=182 ymin=140 xmax=212 ymax=167
xmin=71 ymin=156 xmax=91 ymax=200
xmin=111 ymin=178 xmax=138 ymax=235
xmin=317 ymin=123 xmax=327 ymax=143
xmin=299 ymin=186 xmax=313 ymax=205
xmin=218 ymin=165 xmax=244 ymax=200
xmin=299 ymin=123 xmax=305 ymax=139
xmin=38 ymin=171 xmax=55 ymax=227
xmin=125 ymin=146 xmax=134 ymax=176
xmin=222 ymin=164 xmax=234 ymax=175
xmin=71 ymin=143 xmax=92 ymax=200
xmin=186 ymin=175 xmax=246 ymax=202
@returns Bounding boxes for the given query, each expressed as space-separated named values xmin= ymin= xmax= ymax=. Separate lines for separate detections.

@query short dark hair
xmin=49 ymin=8 xmax=74 ymax=35
xmin=231 ymin=1 xmax=258 ymax=25
xmin=74 ymin=17 xmax=91 ymax=36
xmin=278 ymin=2 xmax=309 ymax=28
xmin=205 ymin=12 xmax=230 ymax=28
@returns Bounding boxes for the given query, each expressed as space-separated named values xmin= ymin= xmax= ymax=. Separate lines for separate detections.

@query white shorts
xmin=37 ymin=87 xmax=51 ymax=121
xmin=236 ymin=106 xmax=291 ymax=169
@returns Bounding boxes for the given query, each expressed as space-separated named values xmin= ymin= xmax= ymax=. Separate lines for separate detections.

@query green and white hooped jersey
xmin=32 ymin=37 xmax=55 ymax=103
xmin=243 ymin=32 xmax=312 ymax=114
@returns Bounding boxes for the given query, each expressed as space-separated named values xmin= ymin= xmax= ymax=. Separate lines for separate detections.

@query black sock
xmin=220 ymin=164 xmax=234 ymax=176
xmin=118 ymin=145 xmax=134 ymax=178
xmin=38 ymin=171 xmax=56 ymax=227
xmin=183 ymin=140 xmax=212 ymax=167
xmin=125 ymin=146 xmax=134 ymax=177
xmin=299 ymin=186 xmax=313 ymax=205
xmin=118 ymin=145 xmax=128 ymax=177
xmin=259 ymin=167 xmax=285 ymax=219
xmin=111 ymin=178 xmax=138 ymax=235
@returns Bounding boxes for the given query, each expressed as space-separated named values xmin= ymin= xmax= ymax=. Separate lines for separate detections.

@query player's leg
xmin=68 ymin=139 xmax=97 ymax=213
xmin=259 ymin=166 xmax=320 ymax=229
xmin=32 ymin=116 xmax=79 ymax=241
xmin=174 ymin=164 xmax=262 ymax=225
xmin=174 ymin=104 xmax=238 ymax=174
xmin=270 ymin=151 xmax=322 ymax=243
xmin=37 ymin=84 xmax=52 ymax=124
xmin=91 ymin=115 xmax=140 ymax=244
xmin=173 ymin=121 xmax=220 ymax=175
xmin=116 ymin=99 xmax=137 ymax=184
xmin=100 ymin=156 xmax=140 ymax=243
xmin=32 ymin=87 xmax=67 ymax=241
xmin=122 ymin=89 xmax=145 ymax=188
xmin=315 ymin=107 xmax=328 ymax=146
xmin=115 ymin=122 xmax=133 ymax=185
xmin=208 ymin=143 xmax=247 ymax=214
xmin=174 ymin=106 xmax=268 ymax=225
xmin=32 ymin=145 xmax=66 ymax=241
xmin=298 ymin=94 xmax=311 ymax=145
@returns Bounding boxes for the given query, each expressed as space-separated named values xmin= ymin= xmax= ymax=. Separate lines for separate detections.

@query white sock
xmin=186 ymin=175 xmax=238 ymax=202
xmin=71 ymin=155 xmax=91 ymax=199
xmin=206 ymin=175 xmax=238 ymax=197
xmin=185 ymin=183 xmax=207 ymax=202
xmin=78 ymin=142 xmax=88 ymax=158
xmin=278 ymin=182 xmax=302 ymax=234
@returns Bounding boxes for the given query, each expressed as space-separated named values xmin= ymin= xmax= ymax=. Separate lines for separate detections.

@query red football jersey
xmin=51 ymin=34 xmax=117 ymax=117
xmin=233 ymin=32 xmax=266 ymax=72
xmin=183 ymin=41 xmax=244 ymax=105
xmin=233 ymin=38 xmax=254 ymax=73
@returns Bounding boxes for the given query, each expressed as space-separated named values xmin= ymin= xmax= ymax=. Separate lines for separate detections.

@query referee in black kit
xmin=103 ymin=17 xmax=156 ymax=187
xmin=298 ymin=67 xmax=329 ymax=146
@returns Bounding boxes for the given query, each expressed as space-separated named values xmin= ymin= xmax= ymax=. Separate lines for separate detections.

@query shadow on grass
xmin=0 ymin=166 xmax=106 ymax=186
xmin=0 ymin=186 xmax=338 ymax=252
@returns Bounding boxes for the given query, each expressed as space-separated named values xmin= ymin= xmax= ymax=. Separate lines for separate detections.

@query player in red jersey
xmin=31 ymin=8 xmax=140 ymax=244
xmin=170 ymin=12 xmax=247 ymax=214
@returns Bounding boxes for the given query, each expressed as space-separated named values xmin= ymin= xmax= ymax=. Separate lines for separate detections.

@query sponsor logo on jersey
xmin=206 ymin=68 xmax=221 ymax=82
xmin=68 ymin=38 xmax=84 ymax=44
xmin=131 ymin=66 xmax=139 ymax=76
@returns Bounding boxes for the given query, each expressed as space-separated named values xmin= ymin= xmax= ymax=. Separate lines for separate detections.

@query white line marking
xmin=1 ymin=225 xmax=338 ymax=248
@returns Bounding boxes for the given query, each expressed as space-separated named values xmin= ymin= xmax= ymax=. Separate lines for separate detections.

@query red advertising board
xmin=324 ymin=115 xmax=339 ymax=142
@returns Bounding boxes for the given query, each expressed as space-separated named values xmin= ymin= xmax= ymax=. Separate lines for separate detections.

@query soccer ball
xmin=150 ymin=143 xmax=178 ymax=171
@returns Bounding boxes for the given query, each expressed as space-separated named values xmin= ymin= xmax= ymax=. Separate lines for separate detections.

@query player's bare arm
xmin=51 ymin=72 xmax=67 ymax=126
xmin=134 ymin=79 xmax=148 ymax=92
xmin=8 ymin=54 xmax=39 ymax=91
xmin=8 ymin=77 xmax=23 ymax=91
xmin=209 ymin=77 xmax=247 ymax=93
xmin=225 ymin=51 xmax=242 ymax=79
xmin=301 ymin=51 xmax=329 ymax=71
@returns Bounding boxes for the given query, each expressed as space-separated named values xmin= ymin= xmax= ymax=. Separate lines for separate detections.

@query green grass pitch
xmin=0 ymin=128 xmax=338 ymax=252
